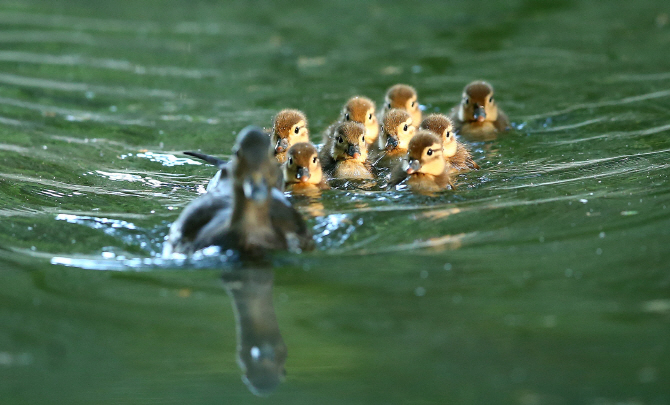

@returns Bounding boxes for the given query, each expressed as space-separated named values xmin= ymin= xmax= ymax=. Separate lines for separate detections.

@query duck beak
xmin=295 ymin=166 xmax=310 ymax=182
xmin=406 ymin=159 xmax=421 ymax=174
xmin=385 ymin=135 xmax=398 ymax=151
xmin=346 ymin=144 xmax=361 ymax=159
xmin=243 ymin=173 xmax=268 ymax=203
xmin=275 ymin=138 xmax=289 ymax=154
xmin=473 ymin=104 xmax=486 ymax=122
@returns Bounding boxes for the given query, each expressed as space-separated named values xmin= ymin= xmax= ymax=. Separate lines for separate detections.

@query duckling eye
xmin=368 ymin=113 xmax=373 ymax=121
xmin=312 ymin=156 xmax=317 ymax=164
xmin=288 ymin=157 xmax=293 ymax=165
xmin=446 ymin=131 xmax=451 ymax=139
xmin=489 ymin=96 xmax=494 ymax=103
xmin=294 ymin=126 xmax=300 ymax=134
xmin=411 ymin=101 xmax=416 ymax=108
xmin=337 ymin=136 xmax=344 ymax=144
xmin=464 ymin=98 xmax=469 ymax=105
xmin=345 ymin=113 xmax=350 ymax=121
xmin=361 ymin=136 xmax=365 ymax=143
xmin=403 ymin=124 xmax=408 ymax=132
xmin=427 ymin=149 xmax=433 ymax=156
xmin=387 ymin=102 xmax=392 ymax=109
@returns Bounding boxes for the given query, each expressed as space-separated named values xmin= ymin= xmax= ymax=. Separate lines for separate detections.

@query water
xmin=1 ymin=0 xmax=669 ymax=403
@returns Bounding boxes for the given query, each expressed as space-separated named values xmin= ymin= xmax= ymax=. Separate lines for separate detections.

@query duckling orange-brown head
xmin=270 ymin=109 xmax=309 ymax=163
xmin=283 ymin=143 xmax=323 ymax=186
xmin=457 ymin=81 xmax=499 ymax=124
xmin=329 ymin=121 xmax=368 ymax=163
xmin=383 ymin=84 xmax=421 ymax=125
xmin=380 ymin=108 xmax=415 ymax=152
xmin=406 ymin=130 xmax=446 ymax=176
xmin=420 ymin=113 xmax=457 ymax=157
xmin=341 ymin=96 xmax=379 ymax=146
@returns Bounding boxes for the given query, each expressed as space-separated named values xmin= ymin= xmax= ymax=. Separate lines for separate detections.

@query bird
xmin=319 ymin=121 xmax=374 ymax=180
xmin=163 ymin=126 xmax=314 ymax=258
xmin=269 ymin=109 xmax=310 ymax=164
xmin=381 ymin=84 xmax=422 ymax=127
xmin=282 ymin=142 xmax=328 ymax=191
xmin=388 ymin=130 xmax=453 ymax=193
xmin=450 ymin=81 xmax=509 ymax=140
xmin=328 ymin=96 xmax=379 ymax=151
xmin=420 ymin=113 xmax=479 ymax=170
xmin=372 ymin=108 xmax=416 ymax=171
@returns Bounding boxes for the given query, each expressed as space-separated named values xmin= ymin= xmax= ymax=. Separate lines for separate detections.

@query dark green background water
xmin=1 ymin=0 xmax=669 ymax=404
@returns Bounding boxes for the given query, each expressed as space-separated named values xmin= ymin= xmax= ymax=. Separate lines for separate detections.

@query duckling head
xmin=341 ymin=96 xmax=379 ymax=143
xmin=420 ymin=114 xmax=457 ymax=157
xmin=283 ymin=143 xmax=323 ymax=186
xmin=383 ymin=84 xmax=421 ymax=125
xmin=270 ymin=109 xmax=309 ymax=157
xmin=380 ymin=108 xmax=415 ymax=151
xmin=457 ymin=81 xmax=499 ymax=124
xmin=405 ymin=130 xmax=445 ymax=176
xmin=232 ymin=126 xmax=279 ymax=205
xmin=330 ymin=121 xmax=368 ymax=163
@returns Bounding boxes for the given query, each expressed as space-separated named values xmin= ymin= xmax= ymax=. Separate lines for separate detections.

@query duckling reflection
xmin=222 ymin=267 xmax=286 ymax=396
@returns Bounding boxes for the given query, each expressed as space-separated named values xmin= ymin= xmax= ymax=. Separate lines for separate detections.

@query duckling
xmin=270 ymin=109 xmax=309 ymax=164
xmin=420 ymin=114 xmax=479 ymax=170
xmin=450 ymin=81 xmax=509 ymax=140
xmin=282 ymin=142 xmax=328 ymax=191
xmin=320 ymin=121 xmax=373 ymax=180
xmin=222 ymin=268 xmax=286 ymax=397
xmin=163 ymin=126 xmax=313 ymax=258
xmin=373 ymin=108 xmax=416 ymax=170
xmin=388 ymin=130 xmax=453 ymax=193
xmin=381 ymin=84 xmax=422 ymax=126
xmin=337 ymin=96 xmax=379 ymax=150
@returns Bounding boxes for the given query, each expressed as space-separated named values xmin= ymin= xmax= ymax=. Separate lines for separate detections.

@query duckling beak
xmin=275 ymin=138 xmax=289 ymax=154
xmin=473 ymin=104 xmax=486 ymax=122
xmin=385 ymin=135 xmax=398 ymax=151
xmin=406 ymin=159 xmax=421 ymax=174
xmin=295 ymin=166 xmax=310 ymax=182
xmin=243 ymin=174 xmax=269 ymax=203
xmin=346 ymin=144 xmax=361 ymax=159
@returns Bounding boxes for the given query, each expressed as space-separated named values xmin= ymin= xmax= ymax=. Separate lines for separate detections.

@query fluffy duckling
xmin=450 ymin=81 xmax=509 ymax=139
xmin=320 ymin=121 xmax=373 ymax=180
xmin=381 ymin=84 xmax=422 ymax=126
xmin=373 ymin=108 xmax=416 ymax=170
xmin=420 ymin=114 xmax=479 ymax=170
xmin=270 ymin=109 xmax=309 ymax=164
xmin=282 ymin=143 xmax=328 ymax=191
xmin=163 ymin=126 xmax=313 ymax=257
xmin=338 ymin=96 xmax=379 ymax=149
xmin=388 ymin=130 xmax=453 ymax=193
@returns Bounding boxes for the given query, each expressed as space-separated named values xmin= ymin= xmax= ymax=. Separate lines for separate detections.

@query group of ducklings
xmin=163 ymin=81 xmax=509 ymax=258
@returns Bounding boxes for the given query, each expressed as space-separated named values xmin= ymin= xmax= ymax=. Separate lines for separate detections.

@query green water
xmin=1 ymin=0 xmax=669 ymax=403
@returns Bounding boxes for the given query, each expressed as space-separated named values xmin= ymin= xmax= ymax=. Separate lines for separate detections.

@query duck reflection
xmin=221 ymin=267 xmax=287 ymax=396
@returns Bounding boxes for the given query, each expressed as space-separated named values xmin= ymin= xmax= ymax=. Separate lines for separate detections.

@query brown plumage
xmin=319 ymin=121 xmax=373 ymax=180
xmin=270 ymin=109 xmax=310 ymax=164
xmin=450 ymin=81 xmax=509 ymax=140
xmin=334 ymin=96 xmax=380 ymax=149
xmin=388 ymin=130 xmax=453 ymax=193
xmin=282 ymin=142 xmax=328 ymax=191
xmin=381 ymin=84 xmax=422 ymax=126
xmin=163 ymin=126 xmax=313 ymax=258
xmin=420 ymin=113 xmax=479 ymax=170
xmin=373 ymin=108 xmax=416 ymax=170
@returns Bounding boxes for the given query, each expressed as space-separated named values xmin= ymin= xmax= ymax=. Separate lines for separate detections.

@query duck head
xmin=270 ymin=109 xmax=309 ymax=162
xmin=405 ymin=130 xmax=446 ymax=176
xmin=232 ymin=126 xmax=280 ymax=205
xmin=383 ymin=84 xmax=421 ymax=125
xmin=380 ymin=108 xmax=415 ymax=151
xmin=283 ymin=143 xmax=323 ymax=186
xmin=457 ymin=81 xmax=499 ymax=124
xmin=420 ymin=113 xmax=457 ymax=157
xmin=341 ymin=96 xmax=379 ymax=145
xmin=329 ymin=121 xmax=367 ymax=163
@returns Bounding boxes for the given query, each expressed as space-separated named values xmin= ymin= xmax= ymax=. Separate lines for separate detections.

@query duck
xmin=163 ymin=126 xmax=314 ymax=258
xmin=388 ymin=130 xmax=453 ymax=193
xmin=420 ymin=113 xmax=479 ymax=170
xmin=450 ymin=81 xmax=509 ymax=140
xmin=372 ymin=108 xmax=416 ymax=170
xmin=381 ymin=84 xmax=422 ymax=127
xmin=319 ymin=121 xmax=373 ymax=180
xmin=333 ymin=96 xmax=379 ymax=150
xmin=270 ymin=109 xmax=310 ymax=164
xmin=282 ymin=142 xmax=328 ymax=191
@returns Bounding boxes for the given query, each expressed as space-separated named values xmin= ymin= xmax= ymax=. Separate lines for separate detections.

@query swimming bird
xmin=372 ymin=108 xmax=416 ymax=170
xmin=381 ymin=84 xmax=422 ymax=126
xmin=282 ymin=142 xmax=328 ymax=191
xmin=420 ymin=113 xmax=479 ymax=170
xmin=270 ymin=109 xmax=310 ymax=164
xmin=320 ymin=121 xmax=373 ymax=180
xmin=388 ymin=130 xmax=453 ymax=193
xmin=163 ymin=126 xmax=313 ymax=258
xmin=335 ymin=96 xmax=379 ymax=150
xmin=450 ymin=81 xmax=509 ymax=140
